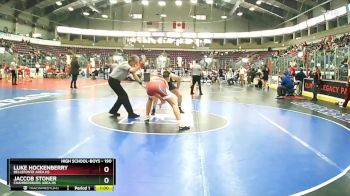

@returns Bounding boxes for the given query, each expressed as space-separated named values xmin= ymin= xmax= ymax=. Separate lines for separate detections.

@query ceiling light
xmin=158 ymin=1 xmax=166 ymax=6
xmin=175 ymin=0 xmax=182 ymax=6
xmin=256 ymin=0 xmax=262 ymax=5
xmin=56 ymin=1 xmax=62 ymax=6
xmin=221 ymin=15 xmax=227 ymax=19
xmin=195 ymin=15 xmax=207 ymax=20
xmin=237 ymin=12 xmax=243 ymax=16
xmin=160 ymin=14 xmax=167 ymax=18
xmin=109 ymin=0 xmax=117 ymax=5
xmin=83 ymin=12 xmax=90 ymax=16
xmin=141 ymin=0 xmax=149 ymax=5
xmin=130 ymin=13 xmax=142 ymax=19
xmin=125 ymin=0 xmax=132 ymax=3
xmin=190 ymin=0 xmax=197 ymax=3
xmin=68 ymin=7 xmax=74 ymax=11
xmin=102 ymin=14 xmax=108 ymax=18
xmin=206 ymin=0 xmax=213 ymax=4
xmin=249 ymin=7 xmax=255 ymax=11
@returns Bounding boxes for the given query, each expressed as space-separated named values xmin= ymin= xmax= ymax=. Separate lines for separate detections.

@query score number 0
xmin=103 ymin=166 xmax=110 ymax=184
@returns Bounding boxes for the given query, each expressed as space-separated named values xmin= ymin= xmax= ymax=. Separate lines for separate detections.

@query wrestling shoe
xmin=179 ymin=126 xmax=190 ymax=131
xmin=128 ymin=113 xmax=140 ymax=118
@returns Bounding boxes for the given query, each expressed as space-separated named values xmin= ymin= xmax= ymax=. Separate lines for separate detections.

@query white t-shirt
xmin=192 ymin=64 xmax=202 ymax=76
xmin=225 ymin=71 xmax=234 ymax=79
xmin=239 ymin=67 xmax=246 ymax=75
xmin=109 ymin=62 xmax=131 ymax=81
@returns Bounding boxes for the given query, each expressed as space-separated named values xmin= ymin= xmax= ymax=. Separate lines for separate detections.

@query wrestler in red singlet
xmin=144 ymin=76 xmax=189 ymax=131
xmin=146 ymin=77 xmax=169 ymax=98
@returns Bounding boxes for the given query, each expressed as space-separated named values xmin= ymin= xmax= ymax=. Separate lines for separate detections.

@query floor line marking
xmin=117 ymin=116 xmax=128 ymax=124
xmin=0 ymin=96 xmax=119 ymax=111
xmin=58 ymin=137 xmax=92 ymax=158
xmin=0 ymin=178 xmax=46 ymax=196
xmin=198 ymin=136 xmax=209 ymax=196
xmin=258 ymin=112 xmax=343 ymax=172
xmin=209 ymin=100 xmax=350 ymax=133
xmin=192 ymin=99 xmax=209 ymax=196
xmin=0 ymin=99 xmax=79 ymax=111
xmin=88 ymin=111 xmax=229 ymax=135
xmin=291 ymin=165 xmax=350 ymax=196
xmin=0 ymin=91 xmax=151 ymax=112
xmin=82 ymin=83 xmax=108 ymax=88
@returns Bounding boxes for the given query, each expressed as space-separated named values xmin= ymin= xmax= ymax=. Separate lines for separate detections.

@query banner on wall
xmin=173 ymin=21 xmax=185 ymax=30
xmin=303 ymin=78 xmax=348 ymax=99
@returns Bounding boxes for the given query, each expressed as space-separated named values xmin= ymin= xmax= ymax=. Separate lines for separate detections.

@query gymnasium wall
xmin=331 ymin=0 xmax=348 ymax=9
xmin=0 ymin=3 xmax=53 ymax=39
xmin=0 ymin=18 xmax=14 ymax=32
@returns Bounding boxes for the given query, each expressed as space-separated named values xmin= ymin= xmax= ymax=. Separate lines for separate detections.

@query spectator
xmin=35 ymin=62 xmax=40 ymax=78
xmin=295 ymin=68 xmax=307 ymax=95
xmin=10 ymin=62 xmax=17 ymax=85
xmin=246 ymin=67 xmax=252 ymax=86
xmin=311 ymin=66 xmax=322 ymax=101
xmin=239 ymin=66 xmax=246 ymax=86
xmin=225 ymin=69 xmax=235 ymax=86
xmin=277 ymin=72 xmax=294 ymax=97
xmin=289 ymin=65 xmax=296 ymax=77
xmin=262 ymin=64 xmax=269 ymax=89
xmin=70 ymin=56 xmax=80 ymax=89
xmin=341 ymin=62 xmax=350 ymax=108
xmin=218 ymin=68 xmax=224 ymax=78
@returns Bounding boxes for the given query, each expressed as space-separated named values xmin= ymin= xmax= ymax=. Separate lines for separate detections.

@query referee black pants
xmin=11 ymin=70 xmax=17 ymax=85
xmin=191 ymin=75 xmax=202 ymax=94
xmin=108 ymin=77 xmax=134 ymax=115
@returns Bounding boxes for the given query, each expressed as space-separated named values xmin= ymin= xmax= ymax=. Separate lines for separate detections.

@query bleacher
xmin=1 ymin=38 xmax=273 ymax=69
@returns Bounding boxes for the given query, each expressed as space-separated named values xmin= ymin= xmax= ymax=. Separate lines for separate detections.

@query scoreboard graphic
xmin=7 ymin=158 xmax=116 ymax=191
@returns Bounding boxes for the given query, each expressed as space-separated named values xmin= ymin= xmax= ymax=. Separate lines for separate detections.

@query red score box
xmin=11 ymin=164 xmax=114 ymax=175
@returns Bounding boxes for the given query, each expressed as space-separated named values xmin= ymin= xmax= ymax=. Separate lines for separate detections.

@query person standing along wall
xmin=239 ymin=66 xmax=246 ymax=87
xmin=70 ymin=56 xmax=80 ymax=89
xmin=35 ymin=62 xmax=40 ymax=78
xmin=10 ymin=62 xmax=17 ymax=85
xmin=312 ymin=66 xmax=322 ymax=101
xmin=294 ymin=68 xmax=306 ymax=96
xmin=341 ymin=62 xmax=350 ymax=108
xmin=262 ymin=64 xmax=269 ymax=89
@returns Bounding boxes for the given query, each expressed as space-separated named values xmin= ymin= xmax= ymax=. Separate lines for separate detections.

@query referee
xmin=190 ymin=60 xmax=203 ymax=95
xmin=108 ymin=55 xmax=142 ymax=118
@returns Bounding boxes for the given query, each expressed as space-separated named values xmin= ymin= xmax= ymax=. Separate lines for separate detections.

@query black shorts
xmin=168 ymin=82 xmax=176 ymax=91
